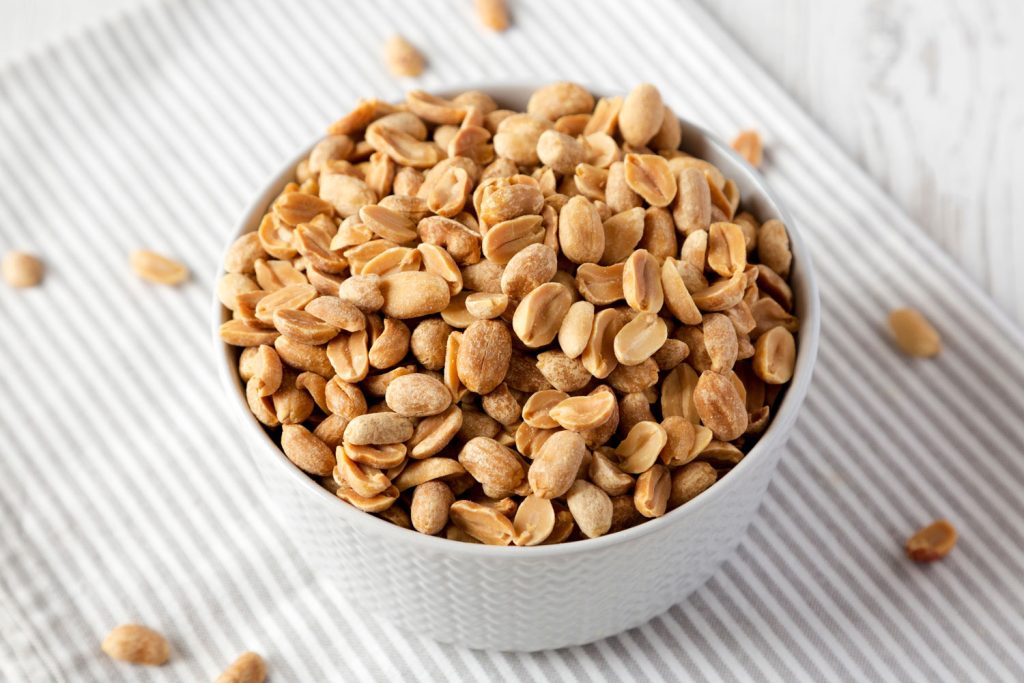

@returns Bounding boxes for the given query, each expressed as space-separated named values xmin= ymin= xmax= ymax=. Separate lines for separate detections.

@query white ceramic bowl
xmin=212 ymin=84 xmax=820 ymax=652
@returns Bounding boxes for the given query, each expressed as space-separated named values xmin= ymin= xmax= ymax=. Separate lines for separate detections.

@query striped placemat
xmin=2 ymin=0 xmax=1023 ymax=680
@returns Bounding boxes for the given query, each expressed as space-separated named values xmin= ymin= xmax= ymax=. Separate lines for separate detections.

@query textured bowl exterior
xmin=214 ymin=83 xmax=820 ymax=652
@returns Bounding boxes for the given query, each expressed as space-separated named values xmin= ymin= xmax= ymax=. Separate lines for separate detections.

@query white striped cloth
xmin=1 ymin=0 xmax=1022 ymax=680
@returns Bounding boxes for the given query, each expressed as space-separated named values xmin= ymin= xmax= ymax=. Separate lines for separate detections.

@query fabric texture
xmin=1 ymin=0 xmax=1023 ymax=680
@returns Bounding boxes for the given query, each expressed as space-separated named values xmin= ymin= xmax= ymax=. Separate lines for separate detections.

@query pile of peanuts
xmin=218 ymin=83 xmax=800 ymax=545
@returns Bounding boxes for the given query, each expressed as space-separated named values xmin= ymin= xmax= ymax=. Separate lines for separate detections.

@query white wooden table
xmin=3 ymin=0 xmax=1022 ymax=325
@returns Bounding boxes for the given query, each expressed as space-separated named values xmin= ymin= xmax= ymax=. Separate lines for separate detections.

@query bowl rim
xmin=212 ymin=81 xmax=821 ymax=558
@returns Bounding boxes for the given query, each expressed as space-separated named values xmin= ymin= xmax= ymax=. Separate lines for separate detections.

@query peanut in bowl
xmin=213 ymin=82 xmax=819 ymax=651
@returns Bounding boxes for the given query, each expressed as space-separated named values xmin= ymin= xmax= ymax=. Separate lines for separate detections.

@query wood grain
xmin=699 ymin=0 xmax=1024 ymax=326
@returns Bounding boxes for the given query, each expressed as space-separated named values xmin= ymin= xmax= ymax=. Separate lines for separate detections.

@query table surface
xmin=2 ymin=0 xmax=1021 ymax=326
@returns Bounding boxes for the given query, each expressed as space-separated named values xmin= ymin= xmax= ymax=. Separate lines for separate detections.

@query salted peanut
xmin=575 ymin=263 xmax=625 ymax=306
xmin=693 ymin=371 xmax=748 ymax=440
xmin=703 ymin=313 xmax=738 ymax=373
xmin=616 ymin=421 xmax=668 ymax=474
xmin=214 ymin=652 xmax=266 ymax=683
xmin=493 ymin=114 xmax=551 ymax=166
xmin=906 ymin=519 xmax=957 ymax=562
xmin=417 ymin=243 xmax=463 ymax=295
xmin=326 ymin=98 xmax=386 ymax=136
xmin=622 ymin=153 xmax=676 ymax=207
xmin=888 ymin=308 xmax=940 ymax=358
xmin=753 ymin=326 xmax=795 ymax=384
xmin=450 ymin=501 xmax=514 ymax=545
xmin=757 ymin=219 xmax=792 ymax=279
xmin=604 ymin=161 xmax=642 ymax=214
xmin=252 ymin=283 xmax=316 ymax=325
xmin=220 ymin=320 xmax=280 ymax=347
xmin=511 ymin=495 xmax=555 ymax=546
xmin=584 ymin=133 xmax=620 ymax=169
xmin=650 ymin=104 xmax=682 ymax=150
xmin=385 ymin=372 xmax=451 ymax=417
xmin=325 ymin=377 xmax=367 ymax=419
xmin=253 ymin=259 xmax=307 ymax=291
xmin=480 ymin=383 xmax=520 ymax=426
xmin=306 ymin=267 xmax=344 ymax=297
xmin=698 ymin=439 xmax=745 ymax=466
xmin=343 ymin=442 xmax=407 ymax=470
xmin=549 ymin=391 xmax=616 ymax=432
xmin=101 ymin=624 xmax=170 ymax=666
xmin=659 ymin=416 xmax=698 ymax=466
xmin=605 ymin=358 xmax=656 ymax=395
xmin=617 ymin=393 xmax=653 ymax=437
xmin=294 ymin=225 xmax=346 ymax=274
xmin=636 ymin=208 xmax=675 ymax=262
xmin=379 ymin=271 xmax=450 ymax=319
xmin=558 ymin=195 xmax=605 ymax=265
xmin=408 ymin=405 xmax=463 ymax=458
xmin=513 ymin=282 xmax=573 ymax=348
xmin=251 ymin=345 xmax=283 ymax=397
xmin=582 ymin=96 xmax=621 ymax=137
xmin=756 ymin=264 xmax=794 ymax=312
xmin=692 ymin=271 xmax=747 ymax=312
xmin=482 ymin=215 xmax=545 ymax=264
xmin=384 ymin=35 xmax=424 ymax=77
xmin=461 ymin=261 xmax=504 ymax=295
xmin=514 ymin=422 xmax=557 ymax=458
xmin=669 ymin=461 xmax=717 ymax=508
xmin=619 ymin=83 xmax=663 ymax=147
xmin=555 ymin=113 xmax=590 ymax=136
xmin=573 ymin=163 xmax=608 ymax=202
xmin=521 ymin=389 xmax=570 ymax=428
xmin=613 ymin=312 xmax=668 ymax=366
xmin=500 ymin=243 xmax=556 ymax=298
xmin=394 ymin=168 xmax=425 ymax=196
xmin=245 ymin=378 xmax=279 ymax=426
xmin=224 ymin=232 xmax=266 ymax=274
xmin=459 ymin=410 xmax=502 ymax=442
xmin=581 ymin=308 xmax=625 ymax=379
xmin=448 ymin=125 xmax=492 ymax=162
xmin=479 ymin=186 xmax=546 ymax=228
xmin=368 ymin=317 xmax=410 ymax=369
xmin=465 ymin=292 xmax=508 ymax=320
xmin=410 ymin=319 xmax=451 ymax=370
xmin=1 ymin=251 xmax=42 ymax=288
xmin=536 ymin=129 xmax=586 ymax=174
xmin=588 ymin=450 xmax=634 ymax=496
xmin=707 ymin=222 xmax=747 ymax=278
xmin=458 ymin=436 xmax=524 ymax=494
xmin=405 ymin=90 xmax=467 ymax=126
xmin=444 ymin=330 xmax=464 ymax=399
xmin=652 ymin=338 xmax=689 ymax=371
xmin=529 ymin=430 xmax=586 ymax=499
xmin=681 ymin=229 xmax=708 ymax=273
xmin=457 ymin=320 xmax=512 ymax=394
xmin=326 ymin=330 xmax=369 ymax=382
xmin=527 ymin=82 xmax=594 ymax=121
xmin=337 ymin=450 xmax=391 ymax=497
xmin=258 ymin=214 xmax=297 ymax=260
xmin=319 ymin=171 xmax=376 ymax=217
xmin=273 ymin=191 xmax=334 ymax=226
xmin=660 ymin=258 xmax=702 ymax=326
xmin=366 ymin=126 xmax=442 ymax=169
xmin=622 ymin=249 xmax=664 ymax=313
xmin=344 ymin=412 xmax=413 ymax=445
xmin=308 ymin=135 xmax=355 ymax=173
xmin=410 ymin=481 xmax=454 ymax=535
xmin=634 ymin=464 xmax=670 ymax=518
xmin=731 ymin=129 xmax=763 ymax=167
xmin=751 ymin=297 xmax=799 ymax=339
xmin=427 ymin=166 xmax=472 ymax=217
xmin=558 ymin=301 xmax=595 ymax=359
xmin=272 ymin=337 xmax=331 ymax=379
xmin=368 ymin=112 xmax=428 ymax=141
xmin=363 ymin=364 xmax=416 ymax=397
xmin=599 ymin=207 xmax=646 ymax=265
xmin=130 ymin=250 xmax=188 ymax=285
xmin=280 ymin=424 xmax=336 ymax=476
xmin=566 ymin=480 xmax=613 ymax=538
xmin=336 ymin=480 xmax=399 ymax=513
xmin=474 ymin=0 xmax=510 ymax=30
xmin=273 ymin=308 xmax=340 ymax=345
xmin=673 ymin=167 xmax=712 ymax=236
xmin=305 ymin=296 xmax=365 ymax=332
xmin=355 ymin=205 xmax=415 ymax=244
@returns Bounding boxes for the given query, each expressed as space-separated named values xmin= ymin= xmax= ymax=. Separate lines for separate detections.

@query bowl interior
xmin=213 ymin=83 xmax=820 ymax=557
